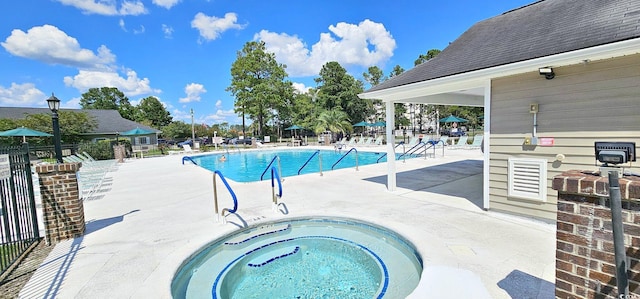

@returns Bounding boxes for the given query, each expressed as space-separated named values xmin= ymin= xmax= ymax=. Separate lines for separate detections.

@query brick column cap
xmin=35 ymin=162 xmax=82 ymax=174
xmin=552 ymin=169 xmax=640 ymax=200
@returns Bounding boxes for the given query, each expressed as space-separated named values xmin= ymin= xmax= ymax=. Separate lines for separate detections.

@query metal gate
xmin=0 ymin=144 xmax=40 ymax=277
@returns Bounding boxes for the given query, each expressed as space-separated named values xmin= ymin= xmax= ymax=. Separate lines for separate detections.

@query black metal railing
xmin=0 ymin=144 xmax=40 ymax=277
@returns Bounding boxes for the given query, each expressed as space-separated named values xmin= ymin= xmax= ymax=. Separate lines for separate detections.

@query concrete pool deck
xmin=19 ymin=146 xmax=556 ymax=299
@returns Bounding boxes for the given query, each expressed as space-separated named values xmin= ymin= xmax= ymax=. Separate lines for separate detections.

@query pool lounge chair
xmin=465 ymin=135 xmax=483 ymax=149
xmin=346 ymin=137 xmax=357 ymax=147
xmin=449 ymin=135 xmax=469 ymax=149
xmin=170 ymin=144 xmax=199 ymax=155
xmin=360 ymin=137 xmax=373 ymax=146
xmin=372 ymin=136 xmax=384 ymax=146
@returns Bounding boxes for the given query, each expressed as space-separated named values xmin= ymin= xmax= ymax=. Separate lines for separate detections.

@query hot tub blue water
xmin=188 ymin=149 xmax=391 ymax=182
xmin=171 ymin=217 xmax=423 ymax=298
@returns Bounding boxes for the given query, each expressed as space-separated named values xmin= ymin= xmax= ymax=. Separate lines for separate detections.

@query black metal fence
xmin=0 ymin=144 xmax=40 ymax=277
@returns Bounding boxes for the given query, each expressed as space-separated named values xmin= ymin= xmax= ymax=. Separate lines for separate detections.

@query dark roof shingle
xmin=368 ymin=0 xmax=640 ymax=92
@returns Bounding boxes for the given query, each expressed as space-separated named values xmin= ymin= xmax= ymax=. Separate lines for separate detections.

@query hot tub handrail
xmin=213 ymin=170 xmax=238 ymax=222
xmin=271 ymin=166 xmax=283 ymax=208
xmin=182 ymin=156 xmax=197 ymax=165
xmin=297 ymin=150 xmax=323 ymax=176
xmin=331 ymin=147 xmax=358 ymax=170
xmin=260 ymin=155 xmax=282 ymax=181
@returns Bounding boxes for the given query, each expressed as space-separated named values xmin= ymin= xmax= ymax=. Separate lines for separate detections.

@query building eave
xmin=360 ymin=38 xmax=640 ymax=103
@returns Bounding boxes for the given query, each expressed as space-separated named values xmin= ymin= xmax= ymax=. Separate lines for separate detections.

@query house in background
xmin=360 ymin=0 xmax=640 ymax=222
xmin=0 ymin=107 xmax=161 ymax=146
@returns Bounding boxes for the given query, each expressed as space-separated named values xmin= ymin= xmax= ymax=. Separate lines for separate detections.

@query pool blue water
xmin=189 ymin=149 xmax=389 ymax=182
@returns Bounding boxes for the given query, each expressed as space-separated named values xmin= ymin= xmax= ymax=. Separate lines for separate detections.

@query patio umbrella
xmin=120 ymin=127 xmax=155 ymax=136
xmin=439 ymin=115 xmax=468 ymax=123
xmin=285 ymin=125 xmax=303 ymax=137
xmin=352 ymin=121 xmax=369 ymax=127
xmin=121 ymin=127 xmax=155 ymax=146
xmin=0 ymin=126 xmax=52 ymax=143
xmin=371 ymin=121 xmax=386 ymax=127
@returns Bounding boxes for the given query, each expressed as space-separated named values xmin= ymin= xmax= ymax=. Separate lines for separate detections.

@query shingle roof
xmin=368 ymin=0 xmax=640 ymax=92
xmin=0 ymin=107 xmax=160 ymax=135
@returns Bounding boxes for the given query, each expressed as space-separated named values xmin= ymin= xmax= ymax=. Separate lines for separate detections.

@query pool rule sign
xmin=0 ymin=154 xmax=10 ymax=180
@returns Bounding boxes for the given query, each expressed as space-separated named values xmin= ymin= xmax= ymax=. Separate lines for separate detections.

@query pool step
xmin=247 ymin=245 xmax=300 ymax=267
xmin=224 ymin=224 xmax=291 ymax=246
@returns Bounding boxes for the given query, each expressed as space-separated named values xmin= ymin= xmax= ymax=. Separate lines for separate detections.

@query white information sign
xmin=0 ymin=154 xmax=10 ymax=180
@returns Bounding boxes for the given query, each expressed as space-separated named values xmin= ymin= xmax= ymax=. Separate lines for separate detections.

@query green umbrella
xmin=371 ymin=121 xmax=386 ymax=127
xmin=0 ymin=126 xmax=52 ymax=143
xmin=352 ymin=121 xmax=369 ymax=127
xmin=121 ymin=127 xmax=155 ymax=136
xmin=439 ymin=115 xmax=468 ymax=123
xmin=285 ymin=125 xmax=303 ymax=137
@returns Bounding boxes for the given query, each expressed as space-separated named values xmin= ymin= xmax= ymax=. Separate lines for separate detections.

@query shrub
xmin=78 ymin=140 xmax=115 ymax=160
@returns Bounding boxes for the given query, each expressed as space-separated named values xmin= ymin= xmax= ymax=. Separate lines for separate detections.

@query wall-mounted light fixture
xmin=539 ymin=67 xmax=555 ymax=80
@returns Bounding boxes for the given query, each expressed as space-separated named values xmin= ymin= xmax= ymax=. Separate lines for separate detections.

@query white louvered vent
xmin=508 ymin=158 xmax=547 ymax=202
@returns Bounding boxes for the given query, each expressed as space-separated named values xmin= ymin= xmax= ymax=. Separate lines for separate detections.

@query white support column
xmin=482 ymin=79 xmax=491 ymax=210
xmin=385 ymin=101 xmax=397 ymax=191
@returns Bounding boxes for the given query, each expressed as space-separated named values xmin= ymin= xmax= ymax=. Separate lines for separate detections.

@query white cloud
xmin=215 ymin=99 xmax=223 ymax=109
xmin=255 ymin=19 xmax=396 ymax=77
xmin=153 ymin=0 xmax=181 ymax=9
xmin=291 ymin=82 xmax=311 ymax=94
xmin=191 ymin=12 xmax=246 ymax=42
xmin=205 ymin=108 xmax=239 ymax=124
xmin=0 ymin=83 xmax=46 ymax=107
xmin=133 ymin=25 xmax=145 ymax=34
xmin=55 ymin=0 xmax=147 ymax=16
xmin=1 ymin=24 xmax=116 ymax=70
xmin=63 ymin=69 xmax=161 ymax=96
xmin=63 ymin=96 xmax=82 ymax=109
xmin=119 ymin=19 xmax=127 ymax=32
xmin=179 ymin=83 xmax=206 ymax=103
xmin=162 ymin=24 xmax=174 ymax=39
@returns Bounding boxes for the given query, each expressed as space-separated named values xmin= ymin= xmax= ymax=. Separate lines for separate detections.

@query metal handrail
xmin=376 ymin=142 xmax=406 ymax=163
xmin=331 ymin=147 xmax=358 ymax=170
xmin=431 ymin=140 xmax=446 ymax=156
xmin=298 ymin=150 xmax=323 ymax=176
xmin=213 ymin=170 xmax=238 ymax=222
xmin=182 ymin=156 xmax=197 ymax=165
xmin=271 ymin=166 xmax=283 ymax=208
xmin=260 ymin=155 xmax=282 ymax=181
xmin=398 ymin=142 xmax=427 ymax=159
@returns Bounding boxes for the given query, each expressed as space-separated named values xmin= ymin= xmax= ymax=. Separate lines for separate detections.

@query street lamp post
xmin=190 ymin=108 xmax=195 ymax=144
xmin=46 ymin=93 xmax=63 ymax=164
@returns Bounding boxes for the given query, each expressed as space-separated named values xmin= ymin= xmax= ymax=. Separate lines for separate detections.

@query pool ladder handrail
xmin=376 ymin=142 xmax=406 ymax=163
xmin=398 ymin=142 xmax=428 ymax=159
xmin=260 ymin=155 xmax=282 ymax=181
xmin=212 ymin=170 xmax=238 ymax=223
xmin=182 ymin=156 xmax=197 ymax=165
xmin=271 ymin=166 xmax=283 ymax=211
xmin=331 ymin=147 xmax=358 ymax=170
xmin=297 ymin=150 xmax=323 ymax=176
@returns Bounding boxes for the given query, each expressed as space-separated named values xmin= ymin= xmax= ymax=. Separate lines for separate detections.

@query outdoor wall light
xmin=539 ymin=67 xmax=555 ymax=80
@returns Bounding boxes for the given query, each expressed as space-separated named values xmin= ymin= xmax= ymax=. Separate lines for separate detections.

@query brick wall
xmin=553 ymin=170 xmax=640 ymax=298
xmin=35 ymin=162 xmax=85 ymax=245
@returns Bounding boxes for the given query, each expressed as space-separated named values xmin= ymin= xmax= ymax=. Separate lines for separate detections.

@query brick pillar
xmin=113 ymin=145 xmax=125 ymax=163
xmin=35 ymin=162 xmax=85 ymax=245
xmin=552 ymin=170 xmax=640 ymax=298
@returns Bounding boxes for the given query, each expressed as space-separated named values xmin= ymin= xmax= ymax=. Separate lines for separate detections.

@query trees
xmin=314 ymin=109 xmax=352 ymax=135
xmin=0 ymin=111 xmax=96 ymax=146
xmin=227 ymin=41 xmax=292 ymax=137
xmin=137 ymin=96 xmax=172 ymax=128
xmin=80 ymin=87 xmax=137 ymax=120
xmin=315 ymin=61 xmax=372 ymax=124
xmin=414 ymin=49 xmax=441 ymax=66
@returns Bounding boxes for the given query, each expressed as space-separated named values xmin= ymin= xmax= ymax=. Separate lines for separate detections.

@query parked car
xmin=177 ymin=139 xmax=193 ymax=147
xmin=157 ymin=139 xmax=176 ymax=145
xmin=228 ymin=137 xmax=261 ymax=145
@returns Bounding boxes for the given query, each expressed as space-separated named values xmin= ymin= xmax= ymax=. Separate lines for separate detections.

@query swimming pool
xmin=189 ymin=149 xmax=389 ymax=182
xmin=171 ymin=217 xmax=423 ymax=298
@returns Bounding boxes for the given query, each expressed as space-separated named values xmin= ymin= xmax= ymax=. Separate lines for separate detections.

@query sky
xmin=0 ymin=0 xmax=534 ymax=125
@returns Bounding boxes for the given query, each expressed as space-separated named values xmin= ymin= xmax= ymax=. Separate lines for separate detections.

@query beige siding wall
xmin=489 ymin=53 xmax=640 ymax=221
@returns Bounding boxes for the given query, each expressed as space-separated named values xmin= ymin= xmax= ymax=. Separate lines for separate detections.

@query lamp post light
xmin=191 ymin=108 xmax=195 ymax=144
xmin=46 ymin=93 xmax=63 ymax=163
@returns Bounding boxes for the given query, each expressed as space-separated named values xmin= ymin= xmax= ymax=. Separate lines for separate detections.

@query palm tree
xmin=314 ymin=109 xmax=352 ymax=135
